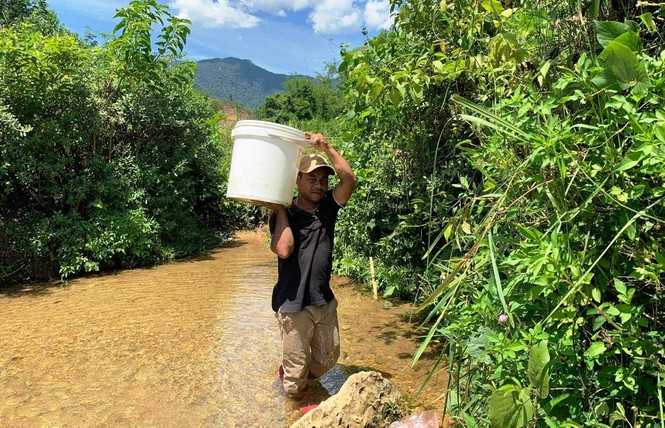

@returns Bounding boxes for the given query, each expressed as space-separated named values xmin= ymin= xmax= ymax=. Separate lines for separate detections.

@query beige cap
xmin=299 ymin=154 xmax=335 ymax=175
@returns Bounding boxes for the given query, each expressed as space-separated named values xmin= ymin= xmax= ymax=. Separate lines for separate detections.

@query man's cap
xmin=299 ymin=154 xmax=335 ymax=175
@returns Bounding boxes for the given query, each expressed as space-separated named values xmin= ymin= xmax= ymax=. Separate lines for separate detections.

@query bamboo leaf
xmin=418 ymin=261 xmax=465 ymax=310
xmin=545 ymin=199 xmax=661 ymax=323
xmin=489 ymin=231 xmax=511 ymax=322
xmin=452 ymin=95 xmax=532 ymax=142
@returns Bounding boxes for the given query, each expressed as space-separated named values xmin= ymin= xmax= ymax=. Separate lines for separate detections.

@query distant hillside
xmin=193 ymin=57 xmax=306 ymax=109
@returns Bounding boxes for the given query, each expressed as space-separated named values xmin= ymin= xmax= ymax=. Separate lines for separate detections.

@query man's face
xmin=296 ymin=169 xmax=330 ymax=204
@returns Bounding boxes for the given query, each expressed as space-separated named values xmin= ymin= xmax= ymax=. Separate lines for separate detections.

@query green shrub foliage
xmin=336 ymin=0 xmax=665 ymax=425
xmin=0 ymin=0 xmax=257 ymax=284
xmin=255 ymin=74 xmax=343 ymax=124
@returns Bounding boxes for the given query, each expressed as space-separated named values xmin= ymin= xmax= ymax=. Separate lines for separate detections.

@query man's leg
xmin=277 ymin=309 xmax=315 ymax=396
xmin=309 ymin=299 xmax=340 ymax=378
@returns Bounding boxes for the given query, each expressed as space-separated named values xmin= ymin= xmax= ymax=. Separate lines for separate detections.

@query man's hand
xmin=304 ymin=131 xmax=357 ymax=206
xmin=304 ymin=132 xmax=331 ymax=152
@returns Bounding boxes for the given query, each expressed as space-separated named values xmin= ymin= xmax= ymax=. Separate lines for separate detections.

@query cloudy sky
xmin=49 ymin=0 xmax=394 ymax=76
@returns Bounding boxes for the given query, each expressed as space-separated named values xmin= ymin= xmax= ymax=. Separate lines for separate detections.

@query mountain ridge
xmin=193 ymin=57 xmax=309 ymax=109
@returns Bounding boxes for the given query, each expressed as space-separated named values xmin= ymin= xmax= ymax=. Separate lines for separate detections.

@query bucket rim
xmin=234 ymin=120 xmax=303 ymax=135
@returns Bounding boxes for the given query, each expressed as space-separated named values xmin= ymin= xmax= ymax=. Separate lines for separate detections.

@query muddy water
xmin=0 ymin=230 xmax=447 ymax=427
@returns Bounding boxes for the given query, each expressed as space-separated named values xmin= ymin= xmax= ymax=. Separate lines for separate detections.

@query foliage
xmin=0 ymin=0 xmax=258 ymax=284
xmin=336 ymin=0 xmax=665 ymax=426
xmin=0 ymin=0 xmax=62 ymax=35
xmin=255 ymin=75 xmax=343 ymax=124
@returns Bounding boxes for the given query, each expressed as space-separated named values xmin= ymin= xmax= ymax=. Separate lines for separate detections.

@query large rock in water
xmin=291 ymin=371 xmax=405 ymax=428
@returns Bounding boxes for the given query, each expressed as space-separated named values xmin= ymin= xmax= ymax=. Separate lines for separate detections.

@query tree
xmin=255 ymin=76 xmax=343 ymax=124
xmin=0 ymin=0 xmax=61 ymax=34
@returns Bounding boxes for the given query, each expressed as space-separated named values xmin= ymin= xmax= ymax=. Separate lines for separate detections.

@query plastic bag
xmin=389 ymin=410 xmax=440 ymax=428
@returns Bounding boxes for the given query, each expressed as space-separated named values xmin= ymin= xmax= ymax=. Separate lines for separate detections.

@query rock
xmin=291 ymin=371 xmax=405 ymax=428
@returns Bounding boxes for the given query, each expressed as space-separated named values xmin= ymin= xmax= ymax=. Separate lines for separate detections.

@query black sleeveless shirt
xmin=269 ymin=190 xmax=342 ymax=313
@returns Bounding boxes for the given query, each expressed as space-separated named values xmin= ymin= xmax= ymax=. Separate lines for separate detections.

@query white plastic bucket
xmin=226 ymin=120 xmax=310 ymax=207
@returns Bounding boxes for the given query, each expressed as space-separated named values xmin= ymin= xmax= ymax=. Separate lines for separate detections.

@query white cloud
xmin=364 ymin=0 xmax=392 ymax=30
xmin=244 ymin=0 xmax=312 ymax=13
xmin=309 ymin=0 xmax=362 ymax=34
xmin=166 ymin=0 xmax=391 ymax=35
xmin=168 ymin=0 xmax=261 ymax=29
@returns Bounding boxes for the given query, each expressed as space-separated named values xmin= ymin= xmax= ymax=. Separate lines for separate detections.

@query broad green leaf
xmin=595 ymin=21 xmax=631 ymax=47
xmin=620 ymin=312 xmax=632 ymax=323
xmin=592 ymin=288 xmax=601 ymax=303
xmin=615 ymin=149 xmax=645 ymax=171
xmin=584 ymin=342 xmax=607 ymax=359
xmin=605 ymin=305 xmax=620 ymax=316
xmin=595 ymin=401 xmax=610 ymax=418
xmin=614 ymin=278 xmax=627 ymax=295
xmin=545 ymin=393 xmax=570 ymax=412
xmin=626 ymin=222 xmax=636 ymax=240
xmin=593 ymin=41 xmax=650 ymax=94
xmin=591 ymin=67 xmax=619 ymax=90
xmin=593 ymin=316 xmax=606 ymax=331
xmin=388 ymin=88 xmax=401 ymax=107
xmin=481 ymin=0 xmax=504 ymax=14
xmin=605 ymin=41 xmax=647 ymax=85
xmin=656 ymin=125 xmax=665 ymax=143
xmin=515 ymin=224 xmax=541 ymax=240
xmin=489 ymin=385 xmax=533 ymax=428
xmin=639 ymin=13 xmax=656 ymax=32
xmin=598 ymin=31 xmax=640 ymax=58
xmin=443 ymin=223 xmax=453 ymax=241
xmin=528 ymin=340 xmax=550 ymax=398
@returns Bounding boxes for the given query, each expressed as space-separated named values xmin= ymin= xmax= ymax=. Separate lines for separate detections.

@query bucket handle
xmin=266 ymin=133 xmax=312 ymax=147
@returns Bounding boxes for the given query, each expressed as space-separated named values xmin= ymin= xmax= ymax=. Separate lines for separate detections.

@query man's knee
xmin=310 ymin=348 xmax=339 ymax=376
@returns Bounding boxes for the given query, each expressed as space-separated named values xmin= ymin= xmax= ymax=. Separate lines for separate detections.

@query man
xmin=265 ymin=131 xmax=356 ymax=397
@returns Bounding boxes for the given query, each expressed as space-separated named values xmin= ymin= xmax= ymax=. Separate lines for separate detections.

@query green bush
xmin=336 ymin=0 xmax=665 ymax=425
xmin=0 ymin=1 xmax=258 ymax=284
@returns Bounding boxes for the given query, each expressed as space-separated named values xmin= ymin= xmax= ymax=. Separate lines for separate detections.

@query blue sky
xmin=49 ymin=0 xmax=394 ymax=76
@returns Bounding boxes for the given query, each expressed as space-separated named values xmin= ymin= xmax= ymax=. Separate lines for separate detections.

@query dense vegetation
xmin=0 ymin=0 xmax=257 ymax=284
xmin=255 ymin=72 xmax=343 ymax=127
xmin=3 ymin=0 xmax=664 ymax=425
xmin=334 ymin=0 xmax=665 ymax=426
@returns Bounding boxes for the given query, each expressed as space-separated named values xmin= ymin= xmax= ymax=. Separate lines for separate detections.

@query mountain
xmin=193 ymin=57 xmax=306 ymax=109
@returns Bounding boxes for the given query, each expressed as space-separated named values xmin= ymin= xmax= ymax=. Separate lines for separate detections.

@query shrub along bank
xmin=0 ymin=1 xmax=258 ymax=285
xmin=335 ymin=0 xmax=664 ymax=426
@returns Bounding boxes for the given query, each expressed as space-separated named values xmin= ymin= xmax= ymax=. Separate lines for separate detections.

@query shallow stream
xmin=1 ymin=230 xmax=447 ymax=427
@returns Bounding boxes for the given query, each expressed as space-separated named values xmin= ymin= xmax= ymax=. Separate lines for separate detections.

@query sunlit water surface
xmin=1 ymin=231 xmax=446 ymax=427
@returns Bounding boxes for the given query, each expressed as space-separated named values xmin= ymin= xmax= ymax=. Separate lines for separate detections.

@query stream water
xmin=1 ymin=230 xmax=447 ymax=427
